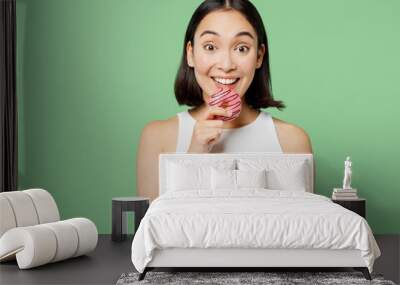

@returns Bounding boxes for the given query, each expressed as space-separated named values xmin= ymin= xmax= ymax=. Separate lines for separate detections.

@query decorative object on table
xmin=0 ymin=189 xmax=98 ymax=269
xmin=343 ymin=156 xmax=352 ymax=189
xmin=332 ymin=156 xmax=358 ymax=200
xmin=332 ymin=198 xmax=366 ymax=218
xmin=116 ymin=271 xmax=394 ymax=285
xmin=332 ymin=188 xmax=359 ymax=200
xmin=112 ymin=197 xmax=149 ymax=242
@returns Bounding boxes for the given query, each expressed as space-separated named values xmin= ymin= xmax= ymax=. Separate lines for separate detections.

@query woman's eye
xmin=203 ymin=44 xmax=215 ymax=51
xmin=237 ymin=46 xmax=250 ymax=53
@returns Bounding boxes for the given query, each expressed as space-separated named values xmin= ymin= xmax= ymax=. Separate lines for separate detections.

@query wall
xmin=16 ymin=0 xmax=400 ymax=234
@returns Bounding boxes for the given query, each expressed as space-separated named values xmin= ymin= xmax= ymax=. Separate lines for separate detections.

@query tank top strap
xmin=259 ymin=110 xmax=283 ymax=152
xmin=176 ymin=111 xmax=195 ymax=153
xmin=259 ymin=110 xmax=271 ymax=124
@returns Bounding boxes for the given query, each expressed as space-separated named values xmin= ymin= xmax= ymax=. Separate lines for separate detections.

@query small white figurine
xmin=342 ymin=156 xmax=352 ymax=190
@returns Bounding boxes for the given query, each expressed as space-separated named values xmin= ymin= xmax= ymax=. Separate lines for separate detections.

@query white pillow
xmin=266 ymin=166 xmax=307 ymax=191
xmin=166 ymin=160 xmax=235 ymax=191
xmin=211 ymin=168 xmax=236 ymax=190
xmin=211 ymin=168 xmax=267 ymax=190
xmin=237 ymin=159 xmax=310 ymax=191
xmin=237 ymin=169 xmax=267 ymax=188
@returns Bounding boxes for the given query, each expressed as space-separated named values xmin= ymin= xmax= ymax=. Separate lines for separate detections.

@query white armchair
xmin=0 ymin=188 xmax=98 ymax=269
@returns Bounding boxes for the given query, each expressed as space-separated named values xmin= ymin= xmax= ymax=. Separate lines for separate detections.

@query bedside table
xmin=112 ymin=197 xmax=149 ymax=242
xmin=332 ymin=198 xmax=366 ymax=218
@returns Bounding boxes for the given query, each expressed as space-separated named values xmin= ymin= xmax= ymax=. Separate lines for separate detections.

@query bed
xmin=131 ymin=152 xmax=381 ymax=281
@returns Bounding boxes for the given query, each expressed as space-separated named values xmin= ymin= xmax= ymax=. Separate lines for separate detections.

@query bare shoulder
xmin=272 ymin=117 xmax=313 ymax=154
xmin=141 ymin=115 xmax=178 ymax=153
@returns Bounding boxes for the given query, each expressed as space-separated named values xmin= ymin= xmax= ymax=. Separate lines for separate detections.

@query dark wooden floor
xmin=0 ymin=234 xmax=398 ymax=285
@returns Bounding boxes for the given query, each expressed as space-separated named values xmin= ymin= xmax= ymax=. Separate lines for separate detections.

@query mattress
xmin=131 ymin=189 xmax=381 ymax=273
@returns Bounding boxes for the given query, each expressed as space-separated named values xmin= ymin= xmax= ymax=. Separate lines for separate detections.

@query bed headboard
xmin=159 ymin=152 xmax=314 ymax=195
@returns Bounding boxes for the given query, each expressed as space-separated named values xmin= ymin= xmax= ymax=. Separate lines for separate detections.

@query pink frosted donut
xmin=208 ymin=87 xmax=242 ymax=121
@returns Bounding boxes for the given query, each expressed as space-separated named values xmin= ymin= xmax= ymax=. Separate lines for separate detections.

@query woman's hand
xmin=187 ymin=106 xmax=231 ymax=153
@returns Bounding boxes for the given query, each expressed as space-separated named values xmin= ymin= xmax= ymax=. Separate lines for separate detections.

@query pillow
xmin=265 ymin=166 xmax=308 ymax=191
xmin=236 ymin=169 xmax=267 ymax=188
xmin=168 ymin=163 xmax=209 ymax=191
xmin=237 ymin=159 xmax=310 ymax=191
xmin=211 ymin=168 xmax=236 ymax=190
xmin=166 ymin=159 xmax=235 ymax=191
xmin=211 ymin=168 xmax=268 ymax=190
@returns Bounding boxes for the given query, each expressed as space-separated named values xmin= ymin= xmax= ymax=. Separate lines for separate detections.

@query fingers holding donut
xmin=208 ymin=87 xmax=242 ymax=122
xmin=187 ymin=106 xmax=230 ymax=153
xmin=187 ymin=87 xmax=242 ymax=153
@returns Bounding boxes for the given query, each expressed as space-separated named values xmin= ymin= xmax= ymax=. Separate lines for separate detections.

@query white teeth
xmin=213 ymin=77 xmax=239 ymax=85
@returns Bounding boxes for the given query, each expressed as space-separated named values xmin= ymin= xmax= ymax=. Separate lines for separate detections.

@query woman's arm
xmin=289 ymin=126 xmax=316 ymax=192
xmin=283 ymin=125 xmax=313 ymax=154
xmin=274 ymin=120 xmax=315 ymax=190
xmin=273 ymin=118 xmax=312 ymax=154
xmin=136 ymin=121 xmax=164 ymax=202
xmin=286 ymin=125 xmax=315 ymax=191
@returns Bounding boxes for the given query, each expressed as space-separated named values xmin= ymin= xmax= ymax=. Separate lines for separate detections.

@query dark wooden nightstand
xmin=111 ymin=197 xmax=150 ymax=242
xmin=332 ymin=198 xmax=366 ymax=218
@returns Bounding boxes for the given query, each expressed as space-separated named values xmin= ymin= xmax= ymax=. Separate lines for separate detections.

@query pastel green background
xmin=16 ymin=0 xmax=399 ymax=234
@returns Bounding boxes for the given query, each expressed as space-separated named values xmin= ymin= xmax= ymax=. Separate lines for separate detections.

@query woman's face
xmin=187 ymin=9 xmax=265 ymax=104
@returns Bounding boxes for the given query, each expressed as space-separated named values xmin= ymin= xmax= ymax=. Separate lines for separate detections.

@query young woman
xmin=137 ymin=0 xmax=313 ymax=201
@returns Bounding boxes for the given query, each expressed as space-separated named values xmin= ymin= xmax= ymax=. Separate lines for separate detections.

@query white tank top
xmin=175 ymin=110 xmax=283 ymax=153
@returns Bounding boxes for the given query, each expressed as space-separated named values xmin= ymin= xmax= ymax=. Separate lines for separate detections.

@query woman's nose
xmin=217 ymin=51 xmax=237 ymax=72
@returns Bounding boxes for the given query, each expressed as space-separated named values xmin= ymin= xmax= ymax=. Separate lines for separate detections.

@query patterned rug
xmin=116 ymin=271 xmax=396 ymax=285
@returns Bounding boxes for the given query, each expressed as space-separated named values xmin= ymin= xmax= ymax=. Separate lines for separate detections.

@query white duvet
xmin=131 ymin=189 xmax=381 ymax=273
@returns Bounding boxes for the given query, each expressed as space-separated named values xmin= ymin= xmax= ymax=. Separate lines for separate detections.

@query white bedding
xmin=131 ymin=189 xmax=380 ymax=273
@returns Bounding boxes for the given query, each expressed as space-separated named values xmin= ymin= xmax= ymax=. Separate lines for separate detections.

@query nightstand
xmin=332 ymin=198 xmax=366 ymax=218
xmin=112 ymin=197 xmax=150 ymax=242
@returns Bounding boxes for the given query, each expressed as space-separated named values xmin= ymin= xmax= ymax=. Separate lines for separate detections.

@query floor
xmin=0 ymin=234 xmax=399 ymax=285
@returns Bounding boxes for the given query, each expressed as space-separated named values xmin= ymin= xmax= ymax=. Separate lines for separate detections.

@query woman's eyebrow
xmin=199 ymin=30 xmax=254 ymax=40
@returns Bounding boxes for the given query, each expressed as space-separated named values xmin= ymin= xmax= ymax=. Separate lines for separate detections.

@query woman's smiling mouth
xmin=211 ymin=77 xmax=240 ymax=89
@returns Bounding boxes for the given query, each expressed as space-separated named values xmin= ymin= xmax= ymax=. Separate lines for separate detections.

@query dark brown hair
xmin=174 ymin=0 xmax=285 ymax=110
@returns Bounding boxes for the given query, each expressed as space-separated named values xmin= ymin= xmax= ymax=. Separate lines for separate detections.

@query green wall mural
xmin=16 ymin=0 xmax=400 ymax=234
